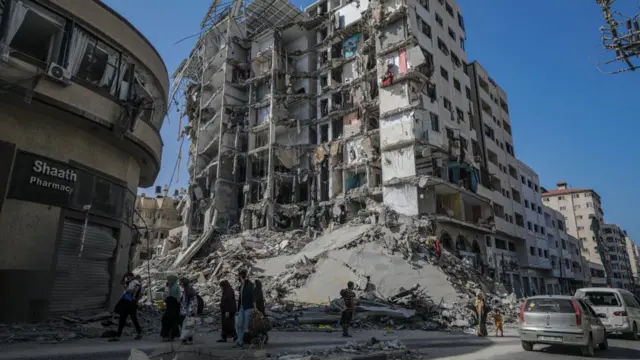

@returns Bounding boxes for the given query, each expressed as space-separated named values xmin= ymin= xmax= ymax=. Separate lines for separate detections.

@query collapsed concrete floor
xmin=135 ymin=215 xmax=521 ymax=335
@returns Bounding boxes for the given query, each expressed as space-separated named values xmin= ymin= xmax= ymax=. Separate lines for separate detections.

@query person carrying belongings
xmin=217 ymin=280 xmax=237 ymax=343
xmin=179 ymin=277 xmax=199 ymax=345
xmin=110 ymin=273 xmax=143 ymax=342
xmin=339 ymin=281 xmax=357 ymax=338
xmin=243 ymin=279 xmax=270 ymax=345
xmin=161 ymin=275 xmax=182 ymax=342
xmin=493 ymin=308 xmax=504 ymax=337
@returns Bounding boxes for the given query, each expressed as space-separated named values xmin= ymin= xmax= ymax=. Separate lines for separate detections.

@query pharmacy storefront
xmin=0 ymin=149 xmax=135 ymax=321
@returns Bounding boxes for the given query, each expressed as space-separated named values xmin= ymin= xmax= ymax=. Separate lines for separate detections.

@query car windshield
xmin=524 ymin=298 xmax=575 ymax=313
xmin=583 ymin=292 xmax=620 ymax=307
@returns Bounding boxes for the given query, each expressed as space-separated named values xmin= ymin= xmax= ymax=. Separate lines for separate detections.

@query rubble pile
xmin=132 ymin=217 xmax=521 ymax=335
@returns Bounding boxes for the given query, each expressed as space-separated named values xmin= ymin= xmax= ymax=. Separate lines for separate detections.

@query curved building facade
xmin=0 ymin=0 xmax=168 ymax=321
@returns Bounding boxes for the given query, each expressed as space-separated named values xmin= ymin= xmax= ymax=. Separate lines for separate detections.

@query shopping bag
xmin=181 ymin=316 xmax=196 ymax=340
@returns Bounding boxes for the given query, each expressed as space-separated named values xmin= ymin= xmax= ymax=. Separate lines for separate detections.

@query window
xmin=460 ymin=37 xmax=465 ymax=50
xmin=465 ymin=86 xmax=471 ymax=100
xmin=527 ymin=179 xmax=532 ymax=188
xmin=515 ymin=213 xmax=524 ymax=226
xmin=435 ymin=13 xmax=443 ymax=26
xmin=541 ymin=227 xmax=545 ymax=235
xmin=485 ymin=236 xmax=492 ymax=247
xmin=574 ymin=204 xmax=581 ymax=209
xmin=445 ymin=2 xmax=454 ymax=17
xmin=453 ymin=78 xmax=461 ymax=91
xmin=527 ymin=221 xmax=532 ymax=230
xmin=525 ymin=298 xmax=576 ymax=313
xmin=530 ymin=246 xmax=536 ymax=256
xmin=443 ymin=97 xmax=452 ymax=111
xmin=538 ymin=248 xmax=542 ymax=257
xmin=521 ymin=175 xmax=525 ymax=184
xmin=577 ymin=226 xmax=584 ymax=231
xmin=448 ymin=27 xmax=456 ymax=41
xmin=534 ymin=224 xmax=539 ymax=233
xmin=74 ymin=27 xmax=123 ymax=96
xmin=420 ymin=20 xmax=432 ymax=38
xmin=440 ymin=66 xmax=449 ymax=81
xmin=456 ymin=107 xmax=464 ymax=122
xmin=430 ymin=112 xmax=440 ymax=131
xmin=457 ymin=12 xmax=465 ymax=30
xmin=559 ymin=206 xmax=566 ymax=210
xmin=3 ymin=1 xmax=66 ymax=64
xmin=537 ymin=205 xmax=542 ymax=214
xmin=437 ymin=37 xmax=449 ymax=55
xmin=420 ymin=0 xmax=430 ymax=11
xmin=557 ymin=221 xmax=564 ymax=230
xmin=572 ymin=194 xmax=580 ymax=198
xmin=524 ymin=200 xmax=529 ymax=207
xmin=495 ymin=239 xmax=506 ymax=250
xmin=544 ymin=250 xmax=548 ymax=258
xmin=508 ymin=242 xmax=516 ymax=252
xmin=450 ymin=52 xmax=461 ymax=68
xmin=586 ymin=202 xmax=594 ymax=208
xmin=557 ymin=196 xmax=565 ymax=200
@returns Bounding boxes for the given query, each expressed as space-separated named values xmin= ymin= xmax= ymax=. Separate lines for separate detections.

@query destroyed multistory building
xmin=134 ymin=186 xmax=184 ymax=261
xmin=171 ymin=0 xmax=497 ymax=267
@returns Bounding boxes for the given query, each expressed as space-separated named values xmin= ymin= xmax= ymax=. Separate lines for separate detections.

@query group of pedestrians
xmin=111 ymin=271 xmax=357 ymax=346
xmin=217 ymin=269 xmax=269 ymax=347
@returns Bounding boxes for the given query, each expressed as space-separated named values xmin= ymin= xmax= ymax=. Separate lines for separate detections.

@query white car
xmin=575 ymin=287 xmax=640 ymax=340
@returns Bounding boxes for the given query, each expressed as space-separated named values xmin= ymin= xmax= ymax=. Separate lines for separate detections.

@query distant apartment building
xmin=517 ymin=160 xmax=552 ymax=295
xmin=134 ymin=186 xmax=183 ymax=259
xmin=542 ymin=182 xmax=610 ymax=286
xmin=603 ymin=223 xmax=634 ymax=291
xmin=628 ymin=240 xmax=640 ymax=290
xmin=466 ymin=61 xmax=526 ymax=295
xmin=544 ymin=205 xmax=583 ymax=294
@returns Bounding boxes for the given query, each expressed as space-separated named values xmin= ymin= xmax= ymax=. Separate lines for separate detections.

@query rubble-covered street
xmin=0 ymin=216 xmax=523 ymax=346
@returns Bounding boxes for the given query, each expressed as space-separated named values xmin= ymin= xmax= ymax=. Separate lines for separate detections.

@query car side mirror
xmin=597 ymin=313 xmax=607 ymax=318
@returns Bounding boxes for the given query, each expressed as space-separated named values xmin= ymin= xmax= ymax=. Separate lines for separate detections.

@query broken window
xmin=75 ymin=28 xmax=121 ymax=94
xmin=456 ymin=107 xmax=464 ymax=122
xmin=320 ymin=123 xmax=329 ymax=142
xmin=320 ymin=74 xmax=328 ymax=88
xmin=255 ymin=130 xmax=268 ymax=148
xmin=309 ymin=127 xmax=318 ymax=144
xmin=331 ymin=67 xmax=342 ymax=84
xmin=443 ymin=97 xmax=452 ymax=111
xmin=320 ymin=99 xmax=329 ymax=116
xmin=320 ymin=50 xmax=329 ymax=66
xmin=430 ymin=112 xmax=439 ymax=131
xmin=318 ymin=28 xmax=328 ymax=42
xmin=4 ymin=1 xmax=66 ymax=64
xmin=331 ymin=42 xmax=342 ymax=59
xmin=331 ymin=119 xmax=343 ymax=139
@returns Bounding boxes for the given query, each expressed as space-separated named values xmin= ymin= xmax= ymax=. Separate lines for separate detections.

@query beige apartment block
xmin=542 ymin=182 xmax=609 ymax=286
xmin=0 ymin=0 xmax=168 ymax=321
xmin=628 ymin=241 xmax=640 ymax=289
xmin=134 ymin=186 xmax=183 ymax=260
xmin=603 ymin=223 xmax=635 ymax=291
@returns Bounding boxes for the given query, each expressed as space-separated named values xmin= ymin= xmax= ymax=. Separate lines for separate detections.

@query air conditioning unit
xmin=46 ymin=62 xmax=71 ymax=86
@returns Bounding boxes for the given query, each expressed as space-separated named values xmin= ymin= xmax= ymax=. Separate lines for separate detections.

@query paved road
xmin=483 ymin=337 xmax=640 ymax=360
xmin=4 ymin=330 xmax=639 ymax=359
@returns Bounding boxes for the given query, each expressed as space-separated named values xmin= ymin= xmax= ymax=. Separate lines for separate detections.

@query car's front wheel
xmin=521 ymin=341 xmax=533 ymax=351
xmin=581 ymin=334 xmax=595 ymax=357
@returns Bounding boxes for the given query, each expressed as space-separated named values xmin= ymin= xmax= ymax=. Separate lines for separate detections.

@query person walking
xmin=217 ymin=280 xmax=237 ymax=343
xmin=161 ymin=275 xmax=182 ymax=342
xmin=179 ymin=277 xmax=198 ymax=345
xmin=493 ymin=308 xmax=504 ymax=337
xmin=475 ymin=291 xmax=488 ymax=337
xmin=235 ymin=269 xmax=255 ymax=348
xmin=109 ymin=273 xmax=142 ymax=342
xmin=254 ymin=279 xmax=269 ymax=344
xmin=339 ymin=281 xmax=356 ymax=338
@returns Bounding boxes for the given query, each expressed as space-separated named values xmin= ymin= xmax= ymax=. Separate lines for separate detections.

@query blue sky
xmin=103 ymin=0 xmax=640 ymax=241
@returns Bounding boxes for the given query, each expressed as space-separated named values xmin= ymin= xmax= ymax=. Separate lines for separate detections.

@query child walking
xmin=493 ymin=309 xmax=504 ymax=337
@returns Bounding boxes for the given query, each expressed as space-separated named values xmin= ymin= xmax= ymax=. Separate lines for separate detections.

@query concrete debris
xmin=130 ymin=212 xmax=522 ymax=336
xmin=273 ymin=338 xmax=420 ymax=360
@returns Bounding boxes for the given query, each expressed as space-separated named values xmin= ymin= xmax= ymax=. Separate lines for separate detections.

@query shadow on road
xmin=539 ymin=345 xmax=640 ymax=359
xmin=413 ymin=335 xmax=513 ymax=359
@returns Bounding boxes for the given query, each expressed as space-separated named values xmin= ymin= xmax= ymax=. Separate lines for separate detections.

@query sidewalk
xmin=0 ymin=329 xmax=521 ymax=360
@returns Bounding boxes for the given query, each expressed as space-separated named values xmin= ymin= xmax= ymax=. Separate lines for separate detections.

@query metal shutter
xmin=50 ymin=219 xmax=117 ymax=313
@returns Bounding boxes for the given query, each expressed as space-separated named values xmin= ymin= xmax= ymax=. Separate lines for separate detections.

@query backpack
xmin=196 ymin=294 xmax=204 ymax=315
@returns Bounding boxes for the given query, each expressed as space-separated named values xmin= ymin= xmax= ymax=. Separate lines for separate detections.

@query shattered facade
xmin=174 ymin=0 xmax=496 ymax=265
